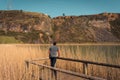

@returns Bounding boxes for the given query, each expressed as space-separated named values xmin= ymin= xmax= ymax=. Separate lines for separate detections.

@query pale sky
xmin=0 ymin=0 xmax=120 ymax=17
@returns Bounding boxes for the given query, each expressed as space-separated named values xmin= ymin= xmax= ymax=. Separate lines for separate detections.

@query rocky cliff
xmin=52 ymin=13 xmax=120 ymax=43
xmin=0 ymin=10 xmax=120 ymax=43
xmin=0 ymin=10 xmax=53 ymax=43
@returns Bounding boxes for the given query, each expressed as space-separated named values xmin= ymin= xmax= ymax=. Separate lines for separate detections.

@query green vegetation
xmin=19 ymin=30 xmax=40 ymax=43
xmin=0 ymin=36 xmax=22 ymax=43
xmin=0 ymin=30 xmax=40 ymax=44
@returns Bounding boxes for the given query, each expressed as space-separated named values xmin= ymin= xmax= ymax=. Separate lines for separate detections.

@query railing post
xmin=24 ymin=61 xmax=29 ymax=80
xmin=25 ymin=61 xmax=29 ymax=68
xmin=39 ymin=66 xmax=42 ymax=80
xmin=83 ymin=63 xmax=88 ymax=75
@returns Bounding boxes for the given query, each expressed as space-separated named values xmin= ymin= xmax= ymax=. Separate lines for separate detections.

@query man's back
xmin=49 ymin=42 xmax=60 ymax=67
xmin=49 ymin=45 xmax=58 ymax=57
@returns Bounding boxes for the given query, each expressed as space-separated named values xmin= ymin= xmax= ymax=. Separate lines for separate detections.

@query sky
xmin=0 ymin=0 xmax=120 ymax=17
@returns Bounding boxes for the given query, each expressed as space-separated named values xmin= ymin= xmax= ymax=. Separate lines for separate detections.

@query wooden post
xmin=83 ymin=63 xmax=88 ymax=75
xmin=25 ymin=61 xmax=29 ymax=68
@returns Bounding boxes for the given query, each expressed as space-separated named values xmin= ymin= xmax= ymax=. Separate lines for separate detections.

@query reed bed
xmin=0 ymin=44 xmax=119 ymax=80
xmin=0 ymin=44 xmax=48 ymax=80
xmin=57 ymin=44 xmax=120 ymax=80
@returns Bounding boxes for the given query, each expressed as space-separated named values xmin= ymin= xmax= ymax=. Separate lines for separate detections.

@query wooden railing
xmin=25 ymin=60 xmax=106 ymax=80
xmin=57 ymin=57 xmax=120 ymax=75
xmin=23 ymin=57 xmax=117 ymax=80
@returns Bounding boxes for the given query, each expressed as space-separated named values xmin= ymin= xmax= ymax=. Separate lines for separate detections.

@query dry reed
xmin=0 ymin=44 xmax=119 ymax=80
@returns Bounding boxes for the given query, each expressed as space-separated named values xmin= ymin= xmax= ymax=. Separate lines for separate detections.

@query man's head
xmin=53 ymin=42 xmax=56 ymax=45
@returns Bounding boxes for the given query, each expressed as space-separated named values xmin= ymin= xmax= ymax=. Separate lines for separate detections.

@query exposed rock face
xmin=0 ymin=10 xmax=52 ymax=33
xmin=52 ymin=13 xmax=120 ymax=43
xmin=0 ymin=10 xmax=53 ymax=43
xmin=0 ymin=10 xmax=120 ymax=43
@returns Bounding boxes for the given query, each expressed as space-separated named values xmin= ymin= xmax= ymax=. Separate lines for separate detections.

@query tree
xmin=63 ymin=13 xmax=65 ymax=16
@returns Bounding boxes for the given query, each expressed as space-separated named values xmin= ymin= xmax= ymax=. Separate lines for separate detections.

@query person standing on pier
xmin=49 ymin=42 xmax=60 ymax=67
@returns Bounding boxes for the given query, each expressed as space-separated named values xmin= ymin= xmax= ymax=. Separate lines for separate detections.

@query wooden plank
xmin=57 ymin=57 xmax=120 ymax=68
xmin=26 ymin=60 xmax=106 ymax=80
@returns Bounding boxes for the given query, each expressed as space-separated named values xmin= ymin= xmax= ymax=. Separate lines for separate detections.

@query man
xmin=49 ymin=42 xmax=60 ymax=67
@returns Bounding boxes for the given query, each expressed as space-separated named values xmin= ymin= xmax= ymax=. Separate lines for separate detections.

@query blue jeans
xmin=50 ymin=57 xmax=57 ymax=79
xmin=50 ymin=57 xmax=57 ymax=67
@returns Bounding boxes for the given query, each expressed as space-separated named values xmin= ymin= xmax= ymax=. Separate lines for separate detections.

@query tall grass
xmin=0 ymin=44 xmax=48 ymax=80
xmin=57 ymin=44 xmax=120 ymax=80
xmin=0 ymin=44 xmax=119 ymax=80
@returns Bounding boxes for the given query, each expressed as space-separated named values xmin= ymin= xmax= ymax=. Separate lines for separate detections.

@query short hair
xmin=53 ymin=42 xmax=56 ymax=45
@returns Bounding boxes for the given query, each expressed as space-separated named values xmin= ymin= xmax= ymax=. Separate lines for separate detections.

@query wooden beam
xmin=57 ymin=57 xmax=120 ymax=68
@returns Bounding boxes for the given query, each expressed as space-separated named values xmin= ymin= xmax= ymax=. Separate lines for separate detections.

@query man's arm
xmin=58 ymin=50 xmax=60 ymax=57
xmin=49 ymin=48 xmax=51 ymax=58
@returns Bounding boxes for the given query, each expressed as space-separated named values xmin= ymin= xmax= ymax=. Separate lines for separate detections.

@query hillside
xmin=52 ymin=13 xmax=120 ymax=43
xmin=0 ymin=10 xmax=120 ymax=43
xmin=0 ymin=10 xmax=53 ymax=43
